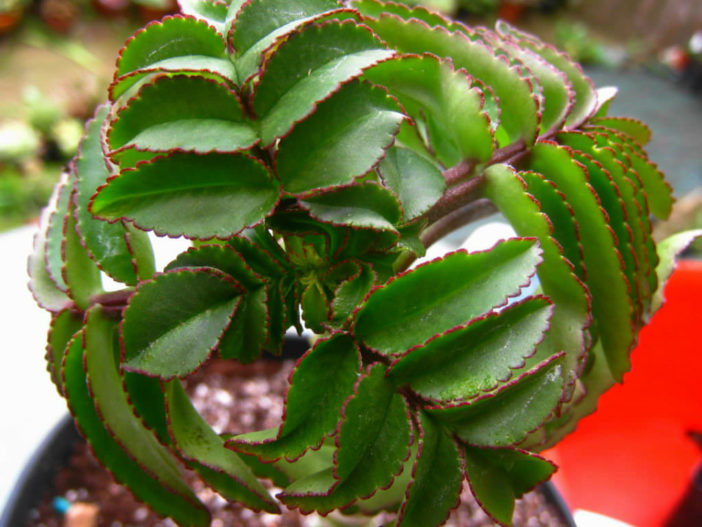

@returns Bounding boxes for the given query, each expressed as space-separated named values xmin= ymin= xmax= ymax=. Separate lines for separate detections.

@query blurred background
xmin=0 ymin=1 xmax=701 ymax=526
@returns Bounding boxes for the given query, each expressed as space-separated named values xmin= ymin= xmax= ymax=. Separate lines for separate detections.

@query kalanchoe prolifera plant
xmin=27 ymin=0 xmax=699 ymax=525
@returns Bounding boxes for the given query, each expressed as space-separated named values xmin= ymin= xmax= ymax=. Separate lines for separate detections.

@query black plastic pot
xmin=0 ymin=335 xmax=575 ymax=527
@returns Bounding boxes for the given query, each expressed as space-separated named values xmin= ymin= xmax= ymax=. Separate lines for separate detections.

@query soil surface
xmin=25 ymin=358 xmax=569 ymax=527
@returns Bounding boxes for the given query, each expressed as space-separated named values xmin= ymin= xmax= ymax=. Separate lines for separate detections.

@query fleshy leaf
xmin=396 ymin=412 xmax=462 ymax=527
xmin=378 ymin=145 xmax=445 ymax=223
xmin=218 ymin=285 xmax=269 ymax=363
xmin=353 ymin=239 xmax=542 ymax=356
xmin=428 ymin=354 xmax=564 ymax=447
xmin=121 ymin=268 xmax=243 ymax=379
xmin=46 ymin=309 xmax=82 ymax=394
xmin=231 ymin=0 xmax=341 ymax=57
xmin=330 ymin=263 xmax=375 ymax=327
xmin=301 ymin=281 xmax=330 ymax=333
xmin=275 ymin=79 xmax=404 ymax=194
xmin=229 ymin=333 xmax=360 ymax=460
xmin=111 ymin=16 xmax=236 ymax=99
xmin=165 ymin=380 xmax=279 ymax=512
xmin=109 ymin=76 xmax=258 ymax=162
xmin=388 ymin=297 xmax=553 ymax=402
xmin=557 ymin=131 xmax=650 ymax=320
xmin=44 ymin=173 xmax=73 ymax=293
xmin=498 ymin=37 xmax=573 ymax=134
xmin=167 ymin=246 xmax=281 ymax=359
xmin=351 ymin=0 xmax=451 ymax=28
xmin=167 ymin=244 xmax=264 ymax=287
xmin=231 ymin=0 xmax=349 ymax=82
xmin=62 ymin=198 xmax=102 ymax=311
xmin=484 ymin=163 xmax=590 ymax=400
xmin=362 ymin=15 xmax=539 ymax=146
xmin=75 ymin=104 xmax=154 ymax=285
xmin=365 ymin=54 xmax=495 ymax=166
xmin=300 ymin=181 xmax=401 ymax=232
xmin=527 ymin=141 xmax=634 ymax=381
xmin=123 ymin=370 xmax=171 ymax=445
xmin=496 ymin=20 xmax=597 ymax=127
xmin=253 ymin=19 xmax=394 ymax=146
xmin=590 ymin=116 xmax=651 ymax=145
xmin=90 ymin=152 xmax=280 ymax=240
xmin=178 ymin=0 xmax=229 ymax=34
xmin=651 ymin=230 xmax=702 ymax=313
xmin=28 ymin=173 xmax=72 ymax=311
xmin=627 ymin=150 xmax=674 ymax=220
xmin=279 ymin=363 xmax=411 ymax=514
xmin=62 ymin=309 xmax=209 ymax=526
xmin=463 ymin=445 xmax=556 ymax=526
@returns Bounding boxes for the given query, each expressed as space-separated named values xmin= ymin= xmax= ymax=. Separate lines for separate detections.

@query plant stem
xmin=420 ymin=198 xmax=498 ymax=249
xmin=425 ymin=174 xmax=486 ymax=225
xmin=442 ymin=159 xmax=473 ymax=186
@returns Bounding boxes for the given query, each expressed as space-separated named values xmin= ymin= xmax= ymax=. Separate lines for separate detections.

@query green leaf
xmin=230 ymin=0 xmax=344 ymax=81
xmin=388 ymin=297 xmax=553 ymax=402
xmin=364 ymin=54 xmax=495 ymax=166
xmin=527 ymin=142 xmax=634 ymax=381
xmin=330 ymin=263 xmax=375 ymax=327
xmin=91 ymin=152 xmax=281 ymax=240
xmin=44 ymin=173 xmax=73 ymax=293
xmin=178 ymin=0 xmax=229 ymax=34
xmin=229 ymin=333 xmax=360 ymax=461
xmin=462 ymin=445 xmax=556 ymax=526
xmin=593 ymin=86 xmax=617 ymax=118
xmin=301 ymin=281 xmax=330 ymax=333
xmin=590 ymin=116 xmax=651 ymax=145
xmin=123 ymin=370 xmax=170 ymax=445
xmin=428 ymin=354 xmax=564 ymax=447
xmin=166 ymin=244 xmax=264 ymax=288
xmin=275 ymin=79 xmax=404 ymax=194
xmin=351 ymin=0 xmax=452 ymax=28
xmin=362 ymin=16 xmax=538 ymax=146
xmin=111 ymin=16 xmax=236 ymax=99
xmin=300 ymin=181 xmax=401 ymax=233
xmin=45 ymin=309 xmax=82 ymax=394
xmin=651 ymin=230 xmax=702 ymax=313
xmin=627 ymin=150 xmax=674 ymax=220
xmin=229 ymin=234 xmax=288 ymax=278
xmin=378 ymin=145 xmax=446 ymax=223
xmin=29 ymin=175 xmax=73 ymax=311
xmin=496 ymin=21 xmax=597 ymax=128
xmin=62 ymin=309 xmax=209 ymax=526
xmin=63 ymin=198 xmax=102 ymax=311
xmin=586 ymin=130 xmax=659 ymax=301
xmin=484 ymin=163 xmax=590 ymax=401
xmin=353 ymin=238 xmax=542 ymax=356
xmin=518 ymin=170 xmax=585 ymax=280
xmin=218 ymin=285 xmax=269 ymax=362
xmin=76 ymin=105 xmax=154 ymax=285
xmin=396 ymin=412 xmax=462 ymax=527
xmin=122 ymin=268 xmax=242 ymax=379
xmin=165 ymin=381 xmax=279 ymax=512
xmin=279 ymin=363 xmax=411 ymax=514
xmin=109 ymin=76 xmax=258 ymax=162
xmin=253 ymin=19 xmax=394 ymax=146
xmin=498 ymin=38 xmax=573 ymax=134
xmin=557 ymin=131 xmax=651 ymax=320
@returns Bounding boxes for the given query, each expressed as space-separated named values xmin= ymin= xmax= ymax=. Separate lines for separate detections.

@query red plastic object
xmin=549 ymin=260 xmax=702 ymax=527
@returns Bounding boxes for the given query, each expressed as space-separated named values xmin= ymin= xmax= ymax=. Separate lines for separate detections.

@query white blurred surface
xmin=0 ymin=225 xmax=68 ymax=515
xmin=574 ymin=510 xmax=635 ymax=527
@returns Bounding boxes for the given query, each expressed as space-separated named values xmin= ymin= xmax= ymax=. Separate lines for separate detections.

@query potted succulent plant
xmin=25 ymin=0 xmax=696 ymax=525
